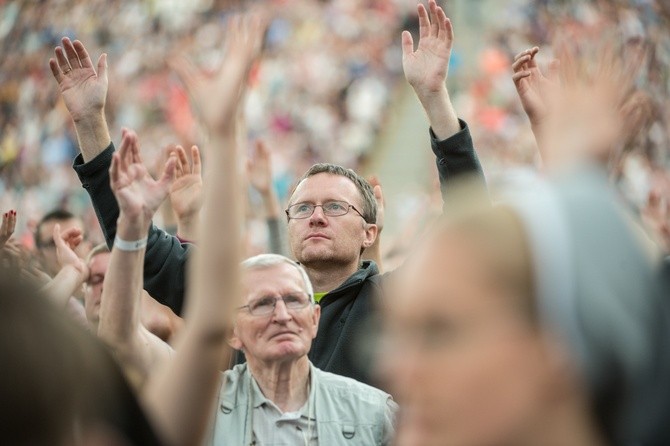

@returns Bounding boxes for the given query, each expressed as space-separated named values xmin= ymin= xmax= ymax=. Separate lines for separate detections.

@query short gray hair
xmin=241 ymin=254 xmax=314 ymax=301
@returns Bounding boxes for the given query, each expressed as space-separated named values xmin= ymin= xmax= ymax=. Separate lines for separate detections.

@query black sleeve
xmin=430 ymin=119 xmax=487 ymax=207
xmin=73 ymin=144 xmax=190 ymax=315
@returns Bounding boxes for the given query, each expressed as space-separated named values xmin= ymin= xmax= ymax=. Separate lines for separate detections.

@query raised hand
xmin=540 ymin=41 xmax=639 ymax=169
xmin=169 ymin=144 xmax=203 ymax=240
xmin=247 ymin=140 xmax=273 ymax=195
xmin=49 ymin=38 xmax=107 ymax=123
xmin=53 ymin=224 xmax=89 ymax=279
xmin=110 ymin=129 xmax=177 ymax=223
xmin=402 ymin=0 xmax=453 ymax=98
xmin=170 ymin=14 xmax=267 ymax=134
xmin=512 ymin=47 xmax=560 ymax=127
xmin=0 ymin=210 xmax=16 ymax=247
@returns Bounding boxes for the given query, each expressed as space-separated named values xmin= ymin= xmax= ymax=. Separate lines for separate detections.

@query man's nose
xmin=272 ymin=299 xmax=292 ymax=322
xmin=309 ymin=205 xmax=327 ymax=226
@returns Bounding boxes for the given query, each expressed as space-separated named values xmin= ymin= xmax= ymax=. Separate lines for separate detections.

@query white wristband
xmin=114 ymin=236 xmax=148 ymax=251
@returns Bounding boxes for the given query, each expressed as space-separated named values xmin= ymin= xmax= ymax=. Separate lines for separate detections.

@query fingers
xmin=54 ymin=46 xmax=71 ymax=74
xmin=436 ymin=4 xmax=448 ymax=41
xmin=169 ymin=55 xmax=200 ymax=96
xmin=159 ymin=155 xmax=178 ymax=188
xmin=428 ymin=0 xmax=439 ymax=38
xmin=191 ymin=145 xmax=202 ymax=176
xmin=512 ymin=71 xmax=531 ymax=84
xmin=73 ymin=40 xmax=93 ymax=69
xmin=172 ymin=145 xmax=186 ymax=178
xmin=401 ymin=31 xmax=414 ymax=57
xmin=444 ymin=16 xmax=454 ymax=44
xmin=176 ymin=145 xmax=189 ymax=173
xmin=97 ymin=53 xmax=108 ymax=83
xmin=110 ymin=152 xmax=121 ymax=186
xmin=117 ymin=129 xmax=133 ymax=173
xmin=7 ymin=210 xmax=16 ymax=236
xmin=417 ymin=3 xmax=429 ymax=40
xmin=62 ymin=37 xmax=82 ymax=70
xmin=49 ymin=58 xmax=64 ymax=83
xmin=60 ymin=227 xmax=84 ymax=249
xmin=512 ymin=54 xmax=531 ymax=73
xmin=52 ymin=223 xmax=63 ymax=248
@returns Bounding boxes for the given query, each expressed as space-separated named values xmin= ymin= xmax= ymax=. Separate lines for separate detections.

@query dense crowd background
xmin=2 ymin=0 xmax=668 ymax=257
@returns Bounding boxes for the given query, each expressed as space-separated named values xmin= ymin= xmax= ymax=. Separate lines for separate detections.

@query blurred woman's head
xmin=380 ymin=171 xmax=670 ymax=446
xmin=0 ymin=266 xmax=160 ymax=445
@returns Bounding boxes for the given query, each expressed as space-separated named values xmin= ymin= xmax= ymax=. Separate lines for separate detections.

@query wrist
xmin=61 ymin=263 xmax=88 ymax=282
xmin=117 ymin=213 xmax=150 ymax=241
xmin=72 ymin=108 xmax=106 ymax=125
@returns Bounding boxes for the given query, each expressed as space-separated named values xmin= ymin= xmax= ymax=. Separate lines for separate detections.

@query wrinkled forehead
xmin=242 ymin=263 xmax=308 ymax=303
xmin=289 ymin=173 xmax=364 ymax=207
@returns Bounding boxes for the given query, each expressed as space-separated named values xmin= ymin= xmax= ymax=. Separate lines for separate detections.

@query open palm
xmin=110 ymin=129 xmax=176 ymax=221
xmin=169 ymin=145 xmax=203 ymax=220
xmin=512 ymin=47 xmax=559 ymax=125
xmin=402 ymin=0 xmax=453 ymax=96
xmin=49 ymin=37 xmax=107 ymax=122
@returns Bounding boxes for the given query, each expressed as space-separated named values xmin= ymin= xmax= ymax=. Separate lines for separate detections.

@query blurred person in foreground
xmin=381 ymin=38 xmax=670 ymax=446
xmin=50 ymin=0 xmax=485 ymax=387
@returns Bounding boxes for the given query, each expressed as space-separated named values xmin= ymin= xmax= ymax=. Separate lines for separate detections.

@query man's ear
xmin=229 ymin=326 xmax=243 ymax=351
xmin=362 ymin=223 xmax=378 ymax=249
xmin=311 ymin=304 xmax=321 ymax=338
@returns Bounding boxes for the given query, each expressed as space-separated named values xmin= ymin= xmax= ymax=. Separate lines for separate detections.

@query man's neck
xmin=304 ymin=259 xmax=361 ymax=294
xmin=248 ymin=356 xmax=311 ymax=412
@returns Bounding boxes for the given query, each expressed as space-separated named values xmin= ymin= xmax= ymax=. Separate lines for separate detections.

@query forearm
xmin=144 ymin=129 xmax=240 ymax=446
xmin=42 ymin=266 xmax=86 ymax=309
xmin=415 ymin=87 xmax=460 ymax=140
xmin=73 ymin=111 xmax=112 ymax=162
xmin=188 ymin=130 xmax=241 ymax=331
xmin=98 ymin=215 xmax=148 ymax=347
xmin=74 ymin=146 xmax=189 ymax=314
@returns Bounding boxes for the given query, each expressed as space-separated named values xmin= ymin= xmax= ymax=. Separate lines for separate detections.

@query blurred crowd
xmin=1 ymin=0 xmax=670 ymax=445
xmin=0 ymin=0 xmax=412 ymax=248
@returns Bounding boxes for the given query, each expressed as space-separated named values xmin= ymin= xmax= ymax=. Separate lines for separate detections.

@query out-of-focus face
xmin=84 ymin=252 xmax=110 ymax=328
xmin=287 ymin=173 xmax=377 ymax=268
xmin=232 ymin=263 xmax=320 ymax=364
xmin=37 ymin=218 xmax=90 ymax=277
xmin=380 ymin=230 xmax=556 ymax=446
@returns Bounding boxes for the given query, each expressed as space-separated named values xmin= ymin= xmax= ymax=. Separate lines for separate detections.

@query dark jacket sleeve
xmin=430 ymin=119 xmax=487 ymax=206
xmin=73 ymin=144 xmax=189 ymax=315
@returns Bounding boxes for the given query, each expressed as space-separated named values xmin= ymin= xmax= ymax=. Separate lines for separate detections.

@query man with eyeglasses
xmin=212 ymin=253 xmax=397 ymax=445
xmin=57 ymin=2 xmax=485 ymax=386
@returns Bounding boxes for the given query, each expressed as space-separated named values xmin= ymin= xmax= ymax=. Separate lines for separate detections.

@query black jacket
xmin=73 ymin=119 xmax=485 ymax=386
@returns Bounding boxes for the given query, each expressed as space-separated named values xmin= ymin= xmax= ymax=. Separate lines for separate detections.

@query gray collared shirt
xmin=250 ymin=374 xmax=317 ymax=446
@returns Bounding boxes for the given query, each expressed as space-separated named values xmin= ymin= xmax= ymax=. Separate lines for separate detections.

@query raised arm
xmin=97 ymin=129 xmax=176 ymax=386
xmin=402 ymin=0 xmax=485 ymax=204
xmin=49 ymin=37 xmax=110 ymax=162
xmin=42 ymin=224 xmax=89 ymax=309
xmin=511 ymin=46 xmax=560 ymax=165
xmin=52 ymin=38 xmax=191 ymax=315
xmin=143 ymin=14 xmax=266 ymax=446
xmin=169 ymin=145 xmax=203 ymax=242
xmin=247 ymin=140 xmax=287 ymax=255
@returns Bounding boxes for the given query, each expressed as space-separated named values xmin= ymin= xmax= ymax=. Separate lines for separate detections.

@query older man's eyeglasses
xmin=285 ymin=201 xmax=364 ymax=220
xmin=238 ymin=293 xmax=312 ymax=317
